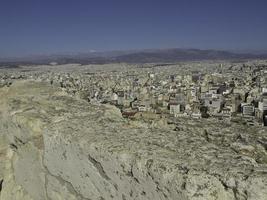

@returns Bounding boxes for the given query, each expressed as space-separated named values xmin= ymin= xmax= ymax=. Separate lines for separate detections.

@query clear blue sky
xmin=0 ymin=0 xmax=267 ymax=57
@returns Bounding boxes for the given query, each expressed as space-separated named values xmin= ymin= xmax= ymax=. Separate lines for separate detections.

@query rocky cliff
xmin=0 ymin=81 xmax=267 ymax=200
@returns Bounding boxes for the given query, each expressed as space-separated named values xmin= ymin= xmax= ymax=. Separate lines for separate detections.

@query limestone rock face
xmin=0 ymin=81 xmax=267 ymax=200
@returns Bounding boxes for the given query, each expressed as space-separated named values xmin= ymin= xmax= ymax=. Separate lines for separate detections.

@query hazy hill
xmin=1 ymin=48 xmax=267 ymax=66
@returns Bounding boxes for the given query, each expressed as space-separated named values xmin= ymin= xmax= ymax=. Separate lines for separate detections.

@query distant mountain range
xmin=1 ymin=48 xmax=267 ymax=66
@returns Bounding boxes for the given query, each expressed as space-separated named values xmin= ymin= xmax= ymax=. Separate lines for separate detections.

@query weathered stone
xmin=0 ymin=80 xmax=266 ymax=200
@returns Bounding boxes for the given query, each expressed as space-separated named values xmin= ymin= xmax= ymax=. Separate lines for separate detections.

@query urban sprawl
xmin=1 ymin=60 xmax=267 ymax=127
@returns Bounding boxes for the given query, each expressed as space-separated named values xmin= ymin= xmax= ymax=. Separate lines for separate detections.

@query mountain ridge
xmin=1 ymin=48 xmax=267 ymax=66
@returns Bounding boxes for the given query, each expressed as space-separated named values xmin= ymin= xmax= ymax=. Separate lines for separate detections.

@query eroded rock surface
xmin=0 ymin=81 xmax=267 ymax=200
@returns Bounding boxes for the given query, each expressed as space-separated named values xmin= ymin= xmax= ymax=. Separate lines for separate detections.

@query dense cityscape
xmin=2 ymin=60 xmax=267 ymax=127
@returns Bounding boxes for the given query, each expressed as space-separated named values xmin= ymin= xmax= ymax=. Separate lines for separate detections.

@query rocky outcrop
xmin=0 ymin=81 xmax=267 ymax=200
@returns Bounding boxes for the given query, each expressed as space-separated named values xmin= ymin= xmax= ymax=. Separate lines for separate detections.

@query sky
xmin=0 ymin=0 xmax=267 ymax=57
